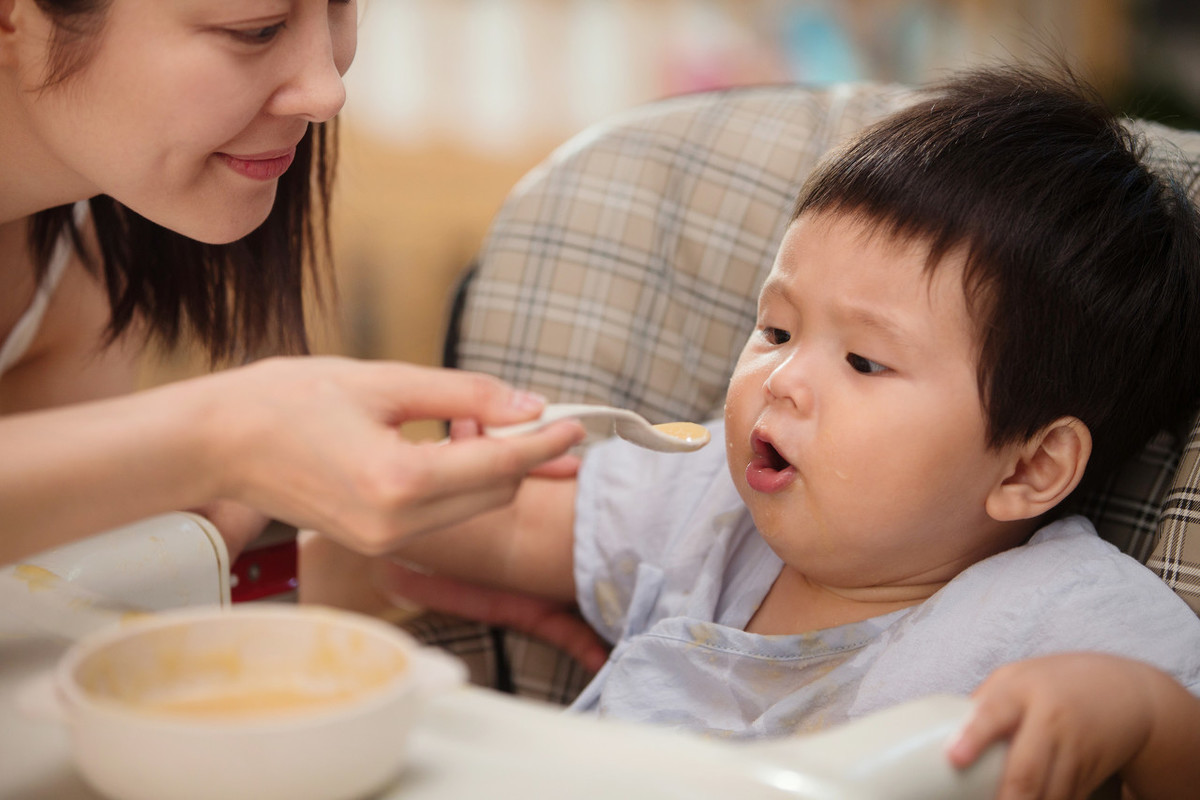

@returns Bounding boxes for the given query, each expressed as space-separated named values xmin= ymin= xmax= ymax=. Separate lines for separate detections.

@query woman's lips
xmin=218 ymin=148 xmax=296 ymax=181
xmin=745 ymin=434 xmax=797 ymax=493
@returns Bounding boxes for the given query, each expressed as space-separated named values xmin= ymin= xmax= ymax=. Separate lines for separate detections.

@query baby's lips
xmin=751 ymin=432 xmax=792 ymax=470
xmin=745 ymin=459 xmax=797 ymax=493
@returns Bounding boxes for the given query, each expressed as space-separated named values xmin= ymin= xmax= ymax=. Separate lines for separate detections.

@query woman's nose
xmin=764 ymin=352 xmax=815 ymax=414
xmin=269 ymin=21 xmax=356 ymax=123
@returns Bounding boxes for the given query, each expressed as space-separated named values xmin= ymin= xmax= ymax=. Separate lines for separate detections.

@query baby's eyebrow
xmin=758 ymin=278 xmax=793 ymax=304
xmin=836 ymin=303 xmax=915 ymax=349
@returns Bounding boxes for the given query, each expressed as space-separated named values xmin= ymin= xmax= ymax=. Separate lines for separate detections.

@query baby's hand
xmin=946 ymin=653 xmax=1156 ymax=800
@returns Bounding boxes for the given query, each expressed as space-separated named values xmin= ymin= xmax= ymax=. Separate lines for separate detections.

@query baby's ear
xmin=986 ymin=417 xmax=1092 ymax=522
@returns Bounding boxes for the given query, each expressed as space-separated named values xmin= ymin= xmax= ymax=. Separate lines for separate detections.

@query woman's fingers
xmin=450 ymin=417 xmax=581 ymax=478
xmin=448 ymin=417 xmax=483 ymax=440
xmin=419 ymin=420 xmax=585 ymax=498
xmin=214 ymin=358 xmax=582 ymax=553
xmin=351 ymin=361 xmax=548 ymax=426
xmin=529 ymin=453 xmax=582 ymax=479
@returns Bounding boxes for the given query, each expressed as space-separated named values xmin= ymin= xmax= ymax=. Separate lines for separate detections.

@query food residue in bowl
xmin=135 ymin=685 xmax=371 ymax=718
xmin=76 ymin=617 xmax=410 ymax=721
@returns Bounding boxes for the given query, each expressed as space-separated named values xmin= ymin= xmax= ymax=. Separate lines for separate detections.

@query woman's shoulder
xmin=0 ymin=219 xmax=140 ymax=411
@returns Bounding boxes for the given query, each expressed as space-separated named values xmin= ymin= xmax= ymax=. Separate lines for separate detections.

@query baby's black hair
xmin=795 ymin=65 xmax=1200 ymax=489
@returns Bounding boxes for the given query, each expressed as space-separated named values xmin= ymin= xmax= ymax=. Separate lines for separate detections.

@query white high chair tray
xmin=1 ymin=639 xmax=999 ymax=800
xmin=0 ymin=515 xmax=1001 ymax=800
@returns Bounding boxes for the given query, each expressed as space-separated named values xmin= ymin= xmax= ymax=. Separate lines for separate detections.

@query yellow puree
xmin=89 ymin=618 xmax=408 ymax=720
xmin=651 ymin=421 xmax=709 ymax=443
xmin=13 ymin=564 xmax=60 ymax=591
xmin=139 ymin=686 xmax=365 ymax=718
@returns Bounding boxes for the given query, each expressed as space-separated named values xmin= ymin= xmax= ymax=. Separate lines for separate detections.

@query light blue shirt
xmin=569 ymin=420 xmax=1200 ymax=738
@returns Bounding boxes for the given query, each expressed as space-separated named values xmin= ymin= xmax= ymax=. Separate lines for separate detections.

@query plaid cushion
xmin=1070 ymin=119 xmax=1200 ymax=612
xmin=458 ymin=84 xmax=916 ymax=423
xmin=420 ymin=83 xmax=1200 ymax=702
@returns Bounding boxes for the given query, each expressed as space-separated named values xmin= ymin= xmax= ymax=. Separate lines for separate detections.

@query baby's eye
xmin=761 ymin=327 xmax=791 ymax=346
xmin=846 ymin=353 xmax=888 ymax=374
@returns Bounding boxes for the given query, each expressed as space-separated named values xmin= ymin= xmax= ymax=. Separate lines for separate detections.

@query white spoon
xmin=487 ymin=403 xmax=710 ymax=453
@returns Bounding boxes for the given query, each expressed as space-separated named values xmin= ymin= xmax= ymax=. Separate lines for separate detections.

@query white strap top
xmin=0 ymin=205 xmax=82 ymax=378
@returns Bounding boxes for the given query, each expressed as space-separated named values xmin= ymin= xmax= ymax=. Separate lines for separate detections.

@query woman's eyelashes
xmin=228 ymin=22 xmax=287 ymax=45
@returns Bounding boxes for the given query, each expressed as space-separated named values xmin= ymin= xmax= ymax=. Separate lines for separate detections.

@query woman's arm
xmin=1 ymin=247 xmax=584 ymax=567
xmin=0 ymin=356 xmax=583 ymax=565
xmin=1 ymin=253 xmax=274 ymax=557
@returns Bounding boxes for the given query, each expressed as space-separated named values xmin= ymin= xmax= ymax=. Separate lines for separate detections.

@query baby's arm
xmin=383 ymin=473 xmax=580 ymax=604
xmin=946 ymin=653 xmax=1200 ymax=800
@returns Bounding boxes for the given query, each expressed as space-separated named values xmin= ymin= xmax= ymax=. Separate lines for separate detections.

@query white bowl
xmin=55 ymin=605 xmax=464 ymax=800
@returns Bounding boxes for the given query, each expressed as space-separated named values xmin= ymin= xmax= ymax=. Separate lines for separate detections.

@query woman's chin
xmin=174 ymin=205 xmax=271 ymax=245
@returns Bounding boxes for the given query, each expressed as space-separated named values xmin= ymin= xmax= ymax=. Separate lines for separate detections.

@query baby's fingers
xmin=996 ymin=727 xmax=1059 ymax=800
xmin=947 ymin=695 xmax=1022 ymax=768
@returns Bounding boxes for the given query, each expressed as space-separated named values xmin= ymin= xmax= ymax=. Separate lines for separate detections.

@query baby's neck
xmin=745 ymin=566 xmax=942 ymax=635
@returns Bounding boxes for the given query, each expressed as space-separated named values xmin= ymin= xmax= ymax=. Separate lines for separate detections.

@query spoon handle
xmin=485 ymin=404 xmax=632 ymax=440
xmin=486 ymin=404 xmax=708 ymax=453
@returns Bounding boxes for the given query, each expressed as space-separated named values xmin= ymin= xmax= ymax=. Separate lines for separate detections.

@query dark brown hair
xmin=794 ymin=65 xmax=1200 ymax=489
xmin=27 ymin=0 xmax=336 ymax=362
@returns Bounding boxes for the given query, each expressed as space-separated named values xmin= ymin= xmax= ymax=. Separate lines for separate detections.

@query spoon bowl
xmin=487 ymin=403 xmax=710 ymax=453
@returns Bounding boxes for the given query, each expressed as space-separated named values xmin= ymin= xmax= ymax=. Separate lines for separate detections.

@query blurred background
xmin=148 ymin=0 xmax=1200 ymax=415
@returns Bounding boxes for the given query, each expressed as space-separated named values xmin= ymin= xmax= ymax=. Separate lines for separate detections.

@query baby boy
xmin=387 ymin=65 xmax=1200 ymax=739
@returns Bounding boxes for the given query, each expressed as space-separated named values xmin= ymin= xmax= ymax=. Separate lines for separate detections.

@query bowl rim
xmin=55 ymin=604 xmax=424 ymax=732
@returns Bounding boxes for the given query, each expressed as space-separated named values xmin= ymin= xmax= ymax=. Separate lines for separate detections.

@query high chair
xmin=417 ymin=81 xmax=1200 ymax=711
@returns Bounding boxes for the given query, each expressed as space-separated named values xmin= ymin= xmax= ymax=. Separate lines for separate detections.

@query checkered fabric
xmin=415 ymin=84 xmax=1200 ymax=703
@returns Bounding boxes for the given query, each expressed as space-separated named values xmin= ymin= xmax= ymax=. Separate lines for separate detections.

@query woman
xmin=0 ymin=0 xmax=582 ymax=564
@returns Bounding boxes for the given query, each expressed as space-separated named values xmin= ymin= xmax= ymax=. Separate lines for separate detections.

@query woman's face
xmin=17 ymin=0 xmax=357 ymax=243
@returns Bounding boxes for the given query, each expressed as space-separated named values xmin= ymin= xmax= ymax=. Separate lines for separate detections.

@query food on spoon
xmin=651 ymin=421 xmax=710 ymax=446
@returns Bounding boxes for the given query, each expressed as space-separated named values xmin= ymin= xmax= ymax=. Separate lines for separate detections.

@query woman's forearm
xmin=0 ymin=378 xmax=218 ymax=564
xmin=2 ymin=356 xmax=585 ymax=567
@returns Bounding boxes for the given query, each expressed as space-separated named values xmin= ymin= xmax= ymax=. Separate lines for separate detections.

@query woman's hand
xmin=205 ymin=357 xmax=585 ymax=556
xmin=946 ymin=653 xmax=1200 ymax=800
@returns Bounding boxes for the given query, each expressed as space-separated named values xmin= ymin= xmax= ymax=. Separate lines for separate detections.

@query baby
xmin=388 ymin=65 xmax=1200 ymax=745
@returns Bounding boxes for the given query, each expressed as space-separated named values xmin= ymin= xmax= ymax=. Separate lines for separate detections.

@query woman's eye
xmin=847 ymin=353 xmax=888 ymax=374
xmin=229 ymin=22 xmax=287 ymax=44
xmin=761 ymin=327 xmax=791 ymax=346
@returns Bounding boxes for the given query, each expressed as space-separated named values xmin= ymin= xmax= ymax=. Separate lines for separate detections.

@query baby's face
xmin=725 ymin=211 xmax=1019 ymax=591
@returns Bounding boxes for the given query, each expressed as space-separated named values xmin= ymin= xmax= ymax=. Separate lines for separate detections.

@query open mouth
xmin=752 ymin=435 xmax=792 ymax=471
xmin=746 ymin=434 xmax=797 ymax=493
